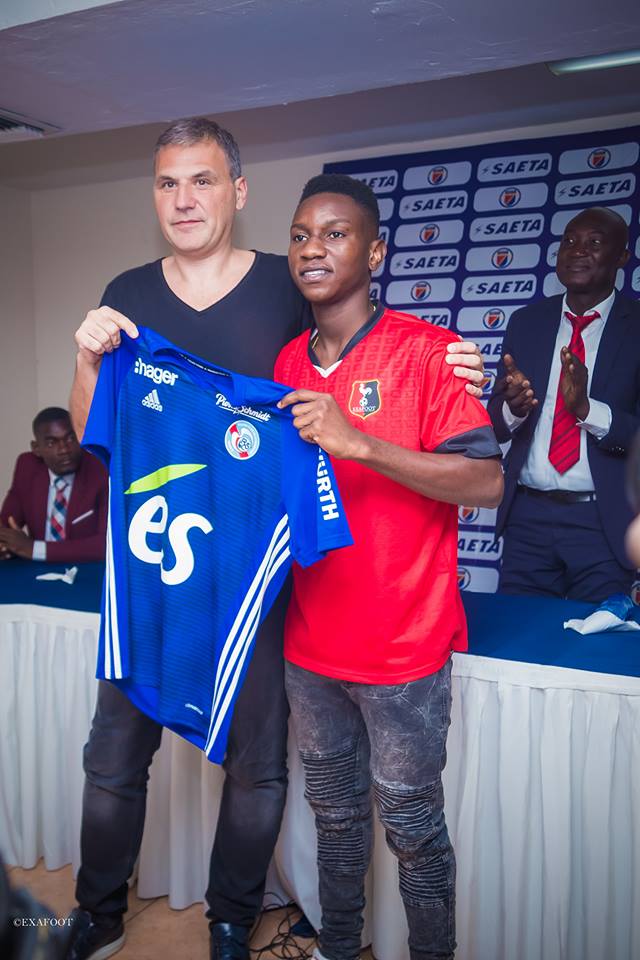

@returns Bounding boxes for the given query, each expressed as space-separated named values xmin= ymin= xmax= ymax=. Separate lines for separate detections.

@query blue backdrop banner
xmin=324 ymin=125 xmax=640 ymax=593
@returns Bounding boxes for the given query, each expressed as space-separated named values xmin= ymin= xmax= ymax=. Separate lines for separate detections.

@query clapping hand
xmin=499 ymin=354 xmax=538 ymax=418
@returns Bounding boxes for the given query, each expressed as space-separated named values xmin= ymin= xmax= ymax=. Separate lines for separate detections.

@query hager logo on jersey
xmin=134 ymin=357 xmax=178 ymax=386
xmin=225 ymin=420 xmax=261 ymax=460
xmin=349 ymin=380 xmax=381 ymax=419
xmin=588 ymin=147 xmax=611 ymax=169
xmin=499 ymin=187 xmax=521 ymax=208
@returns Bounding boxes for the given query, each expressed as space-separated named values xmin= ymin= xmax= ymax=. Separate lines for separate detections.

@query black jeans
xmin=75 ymin=590 xmax=290 ymax=927
xmin=285 ymin=659 xmax=456 ymax=960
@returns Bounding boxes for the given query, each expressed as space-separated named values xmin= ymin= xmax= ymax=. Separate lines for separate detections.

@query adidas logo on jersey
xmin=142 ymin=389 xmax=163 ymax=412
xmin=134 ymin=357 xmax=178 ymax=386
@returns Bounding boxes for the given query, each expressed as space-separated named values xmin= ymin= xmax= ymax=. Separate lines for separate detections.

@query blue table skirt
xmin=1 ymin=560 xmax=638 ymax=678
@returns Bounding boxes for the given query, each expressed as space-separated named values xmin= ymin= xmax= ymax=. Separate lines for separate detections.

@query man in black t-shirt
xmin=68 ymin=117 xmax=486 ymax=960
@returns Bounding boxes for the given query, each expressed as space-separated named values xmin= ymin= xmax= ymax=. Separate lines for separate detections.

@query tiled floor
xmin=7 ymin=860 xmax=318 ymax=960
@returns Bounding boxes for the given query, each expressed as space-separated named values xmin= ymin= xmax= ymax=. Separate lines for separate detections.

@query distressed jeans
xmin=285 ymin=659 xmax=455 ymax=960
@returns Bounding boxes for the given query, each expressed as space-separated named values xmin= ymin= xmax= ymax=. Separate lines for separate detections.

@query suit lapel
xmin=591 ymin=294 xmax=630 ymax=396
xmin=33 ymin=463 xmax=51 ymax=538
xmin=65 ymin=454 xmax=85 ymax=528
xmin=527 ymin=296 xmax=563 ymax=433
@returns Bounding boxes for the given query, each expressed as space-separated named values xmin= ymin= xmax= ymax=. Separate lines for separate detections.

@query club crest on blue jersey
xmin=457 ymin=567 xmax=471 ymax=590
xmin=499 ymin=187 xmax=521 ymax=208
xmin=483 ymin=308 xmax=506 ymax=330
xmin=225 ymin=420 xmax=260 ymax=460
xmin=349 ymin=380 xmax=381 ymax=419
xmin=588 ymin=147 xmax=610 ymax=169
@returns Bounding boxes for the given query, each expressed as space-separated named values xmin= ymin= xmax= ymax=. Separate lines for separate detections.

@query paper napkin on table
xmin=35 ymin=566 xmax=78 ymax=585
xmin=564 ymin=593 xmax=640 ymax=634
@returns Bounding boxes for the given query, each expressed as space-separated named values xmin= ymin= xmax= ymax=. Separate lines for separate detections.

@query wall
xmin=30 ymin=177 xmax=165 ymax=408
xmin=0 ymin=184 xmax=37 ymax=495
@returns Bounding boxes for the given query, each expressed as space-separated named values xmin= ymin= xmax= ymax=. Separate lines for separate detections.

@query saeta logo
xmin=588 ymin=147 xmax=611 ymax=169
xmin=491 ymin=247 xmax=513 ymax=269
xmin=125 ymin=463 xmax=212 ymax=587
xmin=428 ymin=166 xmax=448 ymax=185
xmin=458 ymin=506 xmax=480 ymax=524
xmin=499 ymin=187 xmax=521 ymax=208
xmin=411 ymin=280 xmax=431 ymax=301
xmin=483 ymin=308 xmax=506 ymax=330
xmin=457 ymin=567 xmax=471 ymax=590
xmin=420 ymin=223 xmax=440 ymax=244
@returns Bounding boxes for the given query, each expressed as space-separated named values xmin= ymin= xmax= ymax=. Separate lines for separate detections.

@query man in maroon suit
xmin=0 ymin=407 xmax=108 ymax=563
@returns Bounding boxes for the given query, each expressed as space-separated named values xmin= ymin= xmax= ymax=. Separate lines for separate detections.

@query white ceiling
xmin=0 ymin=0 xmax=128 ymax=32
xmin=0 ymin=0 xmax=639 ymax=188
xmin=2 ymin=0 xmax=640 ymax=137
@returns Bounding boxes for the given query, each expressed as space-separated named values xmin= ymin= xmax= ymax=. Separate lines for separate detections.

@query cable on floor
xmin=250 ymin=893 xmax=316 ymax=960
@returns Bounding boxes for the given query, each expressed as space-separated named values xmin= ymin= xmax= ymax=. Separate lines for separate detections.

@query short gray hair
xmin=154 ymin=117 xmax=242 ymax=180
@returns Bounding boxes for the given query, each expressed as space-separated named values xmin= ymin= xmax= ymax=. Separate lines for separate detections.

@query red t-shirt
xmin=274 ymin=306 xmax=498 ymax=684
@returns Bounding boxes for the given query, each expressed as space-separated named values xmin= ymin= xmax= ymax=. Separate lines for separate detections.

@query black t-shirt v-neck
xmin=100 ymin=252 xmax=311 ymax=380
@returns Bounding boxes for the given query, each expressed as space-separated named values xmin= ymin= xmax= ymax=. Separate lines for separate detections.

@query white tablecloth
xmin=2 ymin=603 xmax=640 ymax=960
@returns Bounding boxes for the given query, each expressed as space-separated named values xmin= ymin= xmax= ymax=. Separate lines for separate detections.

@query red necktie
xmin=547 ymin=310 xmax=599 ymax=475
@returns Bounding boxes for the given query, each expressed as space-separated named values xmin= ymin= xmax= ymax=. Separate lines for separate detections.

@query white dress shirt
xmin=502 ymin=291 xmax=614 ymax=492
xmin=32 ymin=470 xmax=76 ymax=561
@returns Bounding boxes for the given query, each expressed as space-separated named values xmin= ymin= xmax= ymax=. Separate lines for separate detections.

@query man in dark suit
xmin=0 ymin=406 xmax=108 ymax=563
xmin=488 ymin=206 xmax=639 ymax=602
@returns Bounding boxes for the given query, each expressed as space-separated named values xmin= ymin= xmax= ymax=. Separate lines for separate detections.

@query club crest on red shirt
xmin=349 ymin=380 xmax=381 ymax=419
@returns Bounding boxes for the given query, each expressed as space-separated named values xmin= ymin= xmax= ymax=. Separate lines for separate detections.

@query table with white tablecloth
xmin=2 ymin=561 xmax=640 ymax=960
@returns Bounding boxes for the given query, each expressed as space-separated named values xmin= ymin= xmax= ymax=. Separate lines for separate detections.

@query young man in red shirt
xmin=276 ymin=175 xmax=503 ymax=960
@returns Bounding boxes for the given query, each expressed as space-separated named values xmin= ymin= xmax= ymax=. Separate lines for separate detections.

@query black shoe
xmin=209 ymin=922 xmax=250 ymax=960
xmin=67 ymin=908 xmax=125 ymax=960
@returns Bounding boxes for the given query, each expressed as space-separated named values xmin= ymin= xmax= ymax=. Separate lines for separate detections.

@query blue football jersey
xmin=83 ymin=326 xmax=352 ymax=762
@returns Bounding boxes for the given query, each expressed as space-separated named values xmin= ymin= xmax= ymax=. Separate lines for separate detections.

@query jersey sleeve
xmin=82 ymin=334 xmax=137 ymax=466
xmin=280 ymin=423 xmax=353 ymax=568
xmin=419 ymin=339 xmax=501 ymax=459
